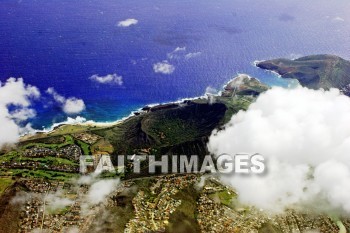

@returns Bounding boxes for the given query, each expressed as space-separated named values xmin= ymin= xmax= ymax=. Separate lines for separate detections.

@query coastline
xmin=253 ymin=59 xmax=282 ymax=79
xmin=253 ymin=60 xmax=300 ymax=88
xmin=20 ymin=56 xmax=299 ymax=140
xmin=20 ymin=89 xmax=214 ymax=140
xmin=20 ymin=71 xmax=271 ymax=140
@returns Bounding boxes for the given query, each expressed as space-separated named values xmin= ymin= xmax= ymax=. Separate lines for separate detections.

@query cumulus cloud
xmin=10 ymin=108 xmax=36 ymax=122
xmin=46 ymin=88 xmax=85 ymax=114
xmin=153 ymin=60 xmax=175 ymax=74
xmin=87 ymin=178 xmax=120 ymax=205
xmin=0 ymin=78 xmax=40 ymax=105
xmin=42 ymin=116 xmax=87 ymax=132
xmin=77 ymin=175 xmax=120 ymax=207
xmin=205 ymin=86 xmax=218 ymax=95
xmin=185 ymin=52 xmax=202 ymax=60
xmin=0 ymin=78 xmax=40 ymax=147
xmin=63 ymin=98 xmax=85 ymax=115
xmin=117 ymin=18 xmax=138 ymax=27
xmin=205 ymin=86 xmax=218 ymax=104
xmin=173 ymin=47 xmax=186 ymax=52
xmin=89 ymin=73 xmax=123 ymax=85
xmin=60 ymin=116 xmax=87 ymax=124
xmin=167 ymin=47 xmax=186 ymax=59
xmin=166 ymin=47 xmax=201 ymax=60
xmin=208 ymin=87 xmax=350 ymax=214
xmin=46 ymin=88 xmax=65 ymax=103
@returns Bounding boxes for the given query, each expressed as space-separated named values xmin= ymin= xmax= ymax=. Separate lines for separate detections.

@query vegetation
xmin=213 ymin=189 xmax=237 ymax=208
xmin=216 ymin=96 xmax=252 ymax=124
xmin=48 ymin=206 xmax=71 ymax=215
xmin=93 ymin=101 xmax=227 ymax=159
xmin=20 ymin=135 xmax=74 ymax=150
xmin=0 ymin=74 xmax=266 ymax=182
xmin=0 ymin=178 xmax=14 ymax=195
xmin=90 ymin=138 xmax=114 ymax=154
xmin=146 ymin=118 xmax=199 ymax=145
xmin=98 ymin=171 xmax=118 ymax=179
xmin=0 ymin=151 xmax=18 ymax=163
xmin=166 ymin=186 xmax=201 ymax=233
xmin=0 ymin=169 xmax=77 ymax=181
xmin=257 ymin=54 xmax=350 ymax=91
xmin=16 ymin=157 xmax=78 ymax=166
xmin=48 ymin=124 xmax=97 ymax=136
xmin=75 ymin=139 xmax=90 ymax=155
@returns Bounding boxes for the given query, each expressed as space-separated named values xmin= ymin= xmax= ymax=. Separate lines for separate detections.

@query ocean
xmin=1 ymin=0 xmax=350 ymax=129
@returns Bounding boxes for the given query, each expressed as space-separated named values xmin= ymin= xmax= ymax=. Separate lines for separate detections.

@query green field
xmin=0 ymin=169 xmax=78 ymax=181
xmin=21 ymin=135 xmax=75 ymax=150
xmin=0 ymin=177 xmax=14 ymax=195
xmin=75 ymin=139 xmax=90 ymax=155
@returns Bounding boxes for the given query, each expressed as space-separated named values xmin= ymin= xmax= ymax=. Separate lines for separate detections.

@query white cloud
xmin=166 ymin=47 xmax=201 ymax=60
xmin=333 ymin=16 xmax=345 ymax=22
xmin=167 ymin=47 xmax=186 ymax=59
xmin=205 ymin=86 xmax=218 ymax=95
xmin=173 ymin=47 xmax=186 ymax=52
xmin=63 ymin=98 xmax=86 ymax=115
xmin=208 ymin=87 xmax=350 ymax=214
xmin=46 ymin=87 xmax=65 ymax=103
xmin=43 ymin=116 xmax=87 ymax=132
xmin=0 ymin=78 xmax=40 ymax=147
xmin=185 ymin=52 xmax=202 ymax=60
xmin=64 ymin=116 xmax=87 ymax=124
xmin=87 ymin=179 xmax=120 ymax=205
xmin=89 ymin=73 xmax=123 ymax=85
xmin=117 ymin=18 xmax=138 ymax=27
xmin=0 ymin=110 xmax=22 ymax=146
xmin=46 ymin=190 xmax=74 ymax=212
xmin=0 ymin=77 xmax=40 ymax=106
xmin=153 ymin=61 xmax=175 ymax=74
xmin=288 ymin=53 xmax=303 ymax=60
xmin=46 ymin=88 xmax=85 ymax=114
xmin=9 ymin=108 xmax=36 ymax=122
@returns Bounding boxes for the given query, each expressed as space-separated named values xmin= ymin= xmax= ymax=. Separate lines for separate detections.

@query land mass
xmin=1 ymin=55 xmax=350 ymax=232
xmin=256 ymin=54 xmax=350 ymax=95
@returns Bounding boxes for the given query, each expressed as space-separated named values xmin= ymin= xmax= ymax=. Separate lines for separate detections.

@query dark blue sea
xmin=1 ymin=0 xmax=350 ymax=129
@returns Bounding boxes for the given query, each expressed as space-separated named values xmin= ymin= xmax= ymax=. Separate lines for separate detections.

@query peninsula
xmin=256 ymin=54 xmax=350 ymax=95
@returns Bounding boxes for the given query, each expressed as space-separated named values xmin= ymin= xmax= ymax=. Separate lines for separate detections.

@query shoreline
xmin=253 ymin=60 xmax=300 ymax=88
xmin=253 ymin=59 xmax=283 ymax=78
xmin=21 ymin=90 xmax=214 ymax=139
xmin=20 ymin=71 xmax=271 ymax=139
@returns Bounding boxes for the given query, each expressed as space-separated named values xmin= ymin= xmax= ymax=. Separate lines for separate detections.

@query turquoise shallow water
xmin=1 ymin=0 xmax=349 ymax=128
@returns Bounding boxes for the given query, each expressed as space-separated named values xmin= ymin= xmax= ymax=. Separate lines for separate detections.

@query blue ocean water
xmin=1 ymin=0 xmax=350 ymax=129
